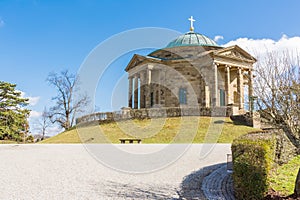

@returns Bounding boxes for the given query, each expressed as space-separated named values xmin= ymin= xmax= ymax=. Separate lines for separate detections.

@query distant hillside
xmin=41 ymin=117 xmax=260 ymax=144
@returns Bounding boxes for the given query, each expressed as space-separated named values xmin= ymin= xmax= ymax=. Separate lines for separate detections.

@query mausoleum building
xmin=125 ymin=17 xmax=256 ymax=115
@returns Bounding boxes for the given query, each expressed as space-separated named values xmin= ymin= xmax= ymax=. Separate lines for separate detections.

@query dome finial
xmin=188 ymin=16 xmax=195 ymax=32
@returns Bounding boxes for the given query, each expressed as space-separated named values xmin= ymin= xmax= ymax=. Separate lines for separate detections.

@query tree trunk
xmin=295 ymin=168 xmax=300 ymax=197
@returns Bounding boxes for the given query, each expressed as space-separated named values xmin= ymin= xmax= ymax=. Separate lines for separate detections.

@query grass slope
xmin=270 ymin=155 xmax=300 ymax=196
xmin=41 ymin=117 xmax=259 ymax=144
xmin=0 ymin=140 xmax=18 ymax=144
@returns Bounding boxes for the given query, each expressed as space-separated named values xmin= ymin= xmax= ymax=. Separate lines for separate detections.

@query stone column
xmin=205 ymin=85 xmax=210 ymax=107
xmin=212 ymin=63 xmax=219 ymax=107
xmin=225 ymin=65 xmax=231 ymax=105
xmin=248 ymin=69 xmax=254 ymax=112
xmin=139 ymin=71 xmax=145 ymax=108
xmin=145 ymin=65 xmax=153 ymax=108
xmin=237 ymin=67 xmax=244 ymax=109
xmin=128 ymin=76 xmax=133 ymax=108
xmin=134 ymin=74 xmax=139 ymax=109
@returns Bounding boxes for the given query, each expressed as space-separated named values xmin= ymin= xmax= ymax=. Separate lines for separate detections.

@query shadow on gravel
xmin=178 ymin=163 xmax=229 ymax=200
xmin=101 ymin=180 xmax=178 ymax=199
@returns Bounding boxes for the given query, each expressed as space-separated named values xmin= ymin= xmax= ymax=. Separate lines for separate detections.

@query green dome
xmin=166 ymin=32 xmax=218 ymax=48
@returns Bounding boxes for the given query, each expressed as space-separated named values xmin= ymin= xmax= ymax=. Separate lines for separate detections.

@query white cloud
xmin=28 ymin=111 xmax=63 ymax=136
xmin=224 ymin=34 xmax=300 ymax=58
xmin=214 ymin=35 xmax=224 ymax=42
xmin=30 ymin=125 xmax=63 ymax=137
xmin=28 ymin=96 xmax=40 ymax=106
xmin=19 ymin=91 xmax=40 ymax=106
xmin=29 ymin=110 xmax=42 ymax=118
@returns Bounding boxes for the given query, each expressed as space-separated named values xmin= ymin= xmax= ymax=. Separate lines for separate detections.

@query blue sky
xmin=0 ymin=0 xmax=300 ymax=135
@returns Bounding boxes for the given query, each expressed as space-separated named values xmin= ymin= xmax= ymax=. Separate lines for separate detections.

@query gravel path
xmin=178 ymin=163 xmax=224 ymax=199
xmin=202 ymin=164 xmax=235 ymax=200
xmin=0 ymin=144 xmax=231 ymax=200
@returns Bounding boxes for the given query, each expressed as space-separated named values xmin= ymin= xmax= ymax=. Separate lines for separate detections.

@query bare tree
xmin=38 ymin=107 xmax=51 ymax=140
xmin=254 ymin=50 xmax=300 ymax=198
xmin=254 ymin=50 xmax=300 ymax=150
xmin=47 ymin=70 xmax=89 ymax=130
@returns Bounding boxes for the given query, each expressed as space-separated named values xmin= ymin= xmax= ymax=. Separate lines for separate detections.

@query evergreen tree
xmin=0 ymin=81 xmax=30 ymax=141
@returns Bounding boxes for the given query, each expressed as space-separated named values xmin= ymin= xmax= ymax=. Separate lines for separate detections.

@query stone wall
xmin=230 ymin=111 xmax=261 ymax=128
xmin=274 ymin=129 xmax=298 ymax=165
xmin=76 ymin=106 xmax=234 ymax=125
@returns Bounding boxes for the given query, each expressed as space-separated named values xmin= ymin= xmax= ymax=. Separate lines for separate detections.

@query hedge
xmin=232 ymin=132 xmax=276 ymax=200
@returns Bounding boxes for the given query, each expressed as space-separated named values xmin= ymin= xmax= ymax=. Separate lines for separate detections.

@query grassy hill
xmin=0 ymin=140 xmax=18 ymax=144
xmin=41 ymin=116 xmax=260 ymax=144
xmin=270 ymin=155 xmax=300 ymax=196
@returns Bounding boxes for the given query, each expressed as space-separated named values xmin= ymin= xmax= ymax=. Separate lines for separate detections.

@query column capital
xmin=225 ymin=65 xmax=230 ymax=72
xmin=237 ymin=67 xmax=243 ymax=74
xmin=148 ymin=64 xmax=154 ymax=70
xmin=214 ymin=62 xmax=220 ymax=66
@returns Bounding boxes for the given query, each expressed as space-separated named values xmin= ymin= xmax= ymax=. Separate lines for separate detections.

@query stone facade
xmin=125 ymin=45 xmax=256 ymax=115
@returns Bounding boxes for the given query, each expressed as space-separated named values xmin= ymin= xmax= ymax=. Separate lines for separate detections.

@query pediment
xmin=125 ymin=54 xmax=162 ymax=72
xmin=125 ymin=54 xmax=146 ymax=72
xmin=214 ymin=45 xmax=256 ymax=63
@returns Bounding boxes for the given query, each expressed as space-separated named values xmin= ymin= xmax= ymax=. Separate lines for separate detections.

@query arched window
xmin=220 ymin=89 xmax=225 ymax=106
xmin=179 ymin=88 xmax=187 ymax=104
xmin=234 ymin=91 xmax=238 ymax=104
xmin=150 ymin=92 xmax=154 ymax=107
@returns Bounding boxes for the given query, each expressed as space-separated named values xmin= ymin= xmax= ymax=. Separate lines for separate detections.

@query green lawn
xmin=41 ymin=116 xmax=259 ymax=144
xmin=270 ymin=155 xmax=300 ymax=196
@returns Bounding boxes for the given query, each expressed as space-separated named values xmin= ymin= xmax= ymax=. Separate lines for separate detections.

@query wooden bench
xmin=119 ymin=138 xmax=142 ymax=144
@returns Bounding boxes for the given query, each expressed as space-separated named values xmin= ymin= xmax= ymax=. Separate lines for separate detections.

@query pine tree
xmin=0 ymin=81 xmax=30 ymax=141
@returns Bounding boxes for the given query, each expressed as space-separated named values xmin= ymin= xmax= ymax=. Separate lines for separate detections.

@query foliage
xmin=232 ymin=132 xmax=276 ymax=200
xmin=254 ymin=51 xmax=300 ymax=149
xmin=47 ymin=70 xmax=89 ymax=130
xmin=26 ymin=135 xmax=34 ymax=143
xmin=0 ymin=81 xmax=30 ymax=141
xmin=270 ymin=155 xmax=300 ymax=196
xmin=40 ymin=117 xmax=259 ymax=143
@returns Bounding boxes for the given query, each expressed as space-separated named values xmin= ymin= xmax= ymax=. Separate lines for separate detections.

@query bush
xmin=26 ymin=135 xmax=34 ymax=143
xmin=232 ymin=132 xmax=276 ymax=200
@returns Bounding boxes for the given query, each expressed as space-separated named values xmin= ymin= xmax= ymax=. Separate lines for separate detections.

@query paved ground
xmin=0 ymin=144 xmax=231 ymax=200
xmin=202 ymin=164 xmax=235 ymax=200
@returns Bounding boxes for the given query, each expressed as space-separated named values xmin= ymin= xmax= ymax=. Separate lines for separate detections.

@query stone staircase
xmin=230 ymin=110 xmax=277 ymax=129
